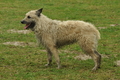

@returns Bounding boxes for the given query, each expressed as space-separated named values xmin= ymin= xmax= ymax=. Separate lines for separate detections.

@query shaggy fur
xmin=21 ymin=8 xmax=101 ymax=70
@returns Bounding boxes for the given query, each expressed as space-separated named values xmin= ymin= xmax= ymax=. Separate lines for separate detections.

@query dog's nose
xmin=21 ymin=21 xmax=24 ymax=24
xmin=21 ymin=21 xmax=25 ymax=24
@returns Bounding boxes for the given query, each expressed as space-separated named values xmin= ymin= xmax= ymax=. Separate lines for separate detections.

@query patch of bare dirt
xmin=74 ymin=54 xmax=91 ymax=60
xmin=98 ymin=27 xmax=107 ymax=30
xmin=3 ymin=41 xmax=36 ymax=47
xmin=58 ymin=50 xmax=109 ymax=60
xmin=98 ymin=24 xmax=120 ymax=30
xmin=115 ymin=60 xmax=120 ymax=66
xmin=40 ymin=50 xmax=46 ymax=52
xmin=7 ymin=29 xmax=31 ymax=34
xmin=110 ymin=24 xmax=120 ymax=27
xmin=74 ymin=53 xmax=108 ymax=60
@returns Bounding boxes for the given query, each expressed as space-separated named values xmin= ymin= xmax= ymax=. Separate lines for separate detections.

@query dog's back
xmin=55 ymin=21 xmax=100 ymax=47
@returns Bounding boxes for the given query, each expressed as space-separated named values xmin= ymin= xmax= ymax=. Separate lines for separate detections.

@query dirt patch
xmin=110 ymin=24 xmax=120 ymax=27
xmin=75 ymin=54 xmax=108 ymax=60
xmin=98 ymin=27 xmax=107 ymax=30
xmin=98 ymin=24 xmax=120 ymax=30
xmin=7 ymin=29 xmax=31 ymax=34
xmin=60 ymin=50 xmax=108 ymax=60
xmin=74 ymin=54 xmax=91 ymax=60
xmin=115 ymin=60 xmax=120 ymax=66
xmin=3 ymin=41 xmax=36 ymax=47
xmin=74 ymin=53 xmax=108 ymax=60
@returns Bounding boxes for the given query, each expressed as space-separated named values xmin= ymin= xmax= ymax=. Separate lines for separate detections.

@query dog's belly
xmin=56 ymin=38 xmax=76 ymax=47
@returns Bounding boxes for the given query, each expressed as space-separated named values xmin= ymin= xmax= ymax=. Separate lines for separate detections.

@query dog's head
xmin=21 ymin=8 xmax=43 ymax=29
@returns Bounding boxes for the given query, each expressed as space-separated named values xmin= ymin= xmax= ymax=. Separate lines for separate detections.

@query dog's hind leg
xmin=93 ymin=50 xmax=101 ymax=69
xmin=90 ymin=50 xmax=101 ymax=71
xmin=84 ymin=49 xmax=101 ymax=71
xmin=78 ymin=38 xmax=101 ymax=70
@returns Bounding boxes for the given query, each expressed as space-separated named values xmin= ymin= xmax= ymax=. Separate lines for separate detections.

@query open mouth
xmin=24 ymin=23 xmax=31 ymax=29
xmin=24 ymin=22 xmax=36 ymax=29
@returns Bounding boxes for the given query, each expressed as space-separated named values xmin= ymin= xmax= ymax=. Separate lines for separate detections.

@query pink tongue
xmin=24 ymin=24 xmax=30 ymax=29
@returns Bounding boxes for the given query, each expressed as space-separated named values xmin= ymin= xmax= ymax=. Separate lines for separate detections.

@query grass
xmin=0 ymin=0 xmax=120 ymax=80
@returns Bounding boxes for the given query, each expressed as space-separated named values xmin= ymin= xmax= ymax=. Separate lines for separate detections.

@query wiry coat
xmin=34 ymin=14 xmax=100 ymax=49
xmin=21 ymin=9 xmax=101 ymax=71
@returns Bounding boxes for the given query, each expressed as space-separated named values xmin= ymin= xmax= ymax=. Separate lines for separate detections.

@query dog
xmin=21 ymin=8 xmax=101 ymax=70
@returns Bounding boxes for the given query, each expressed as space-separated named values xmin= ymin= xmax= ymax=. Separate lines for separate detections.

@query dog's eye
xmin=27 ymin=16 xmax=31 ymax=18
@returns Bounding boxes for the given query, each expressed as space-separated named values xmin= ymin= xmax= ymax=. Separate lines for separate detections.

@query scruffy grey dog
xmin=21 ymin=8 xmax=101 ymax=70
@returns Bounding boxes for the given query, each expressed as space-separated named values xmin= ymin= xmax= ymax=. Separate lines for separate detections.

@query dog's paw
xmin=92 ymin=67 xmax=99 ymax=71
xmin=45 ymin=64 xmax=50 ymax=67
xmin=57 ymin=65 xmax=62 ymax=69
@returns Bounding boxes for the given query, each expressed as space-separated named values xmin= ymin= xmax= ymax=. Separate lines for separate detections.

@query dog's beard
xmin=24 ymin=22 xmax=36 ymax=29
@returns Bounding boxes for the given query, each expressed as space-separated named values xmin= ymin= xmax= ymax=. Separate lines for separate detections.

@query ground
xmin=0 ymin=0 xmax=120 ymax=80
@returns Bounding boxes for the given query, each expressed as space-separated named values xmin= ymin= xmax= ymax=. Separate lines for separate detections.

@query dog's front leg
xmin=45 ymin=49 xmax=52 ymax=66
xmin=48 ymin=45 xmax=61 ymax=69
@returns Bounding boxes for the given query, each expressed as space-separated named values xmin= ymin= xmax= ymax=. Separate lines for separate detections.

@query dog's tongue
xmin=24 ymin=24 xmax=30 ymax=29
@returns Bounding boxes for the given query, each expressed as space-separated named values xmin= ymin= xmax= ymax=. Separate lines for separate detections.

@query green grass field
xmin=0 ymin=0 xmax=120 ymax=80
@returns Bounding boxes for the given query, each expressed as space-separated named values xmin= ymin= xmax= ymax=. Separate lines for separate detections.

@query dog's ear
xmin=36 ymin=8 xmax=43 ymax=17
xmin=38 ymin=8 xmax=43 ymax=13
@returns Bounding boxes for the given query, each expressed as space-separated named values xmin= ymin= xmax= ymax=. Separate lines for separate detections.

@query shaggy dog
xmin=21 ymin=8 xmax=101 ymax=70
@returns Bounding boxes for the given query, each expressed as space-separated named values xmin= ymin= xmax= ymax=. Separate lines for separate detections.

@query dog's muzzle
xmin=21 ymin=20 xmax=36 ymax=29
xmin=21 ymin=20 xmax=27 ymax=24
